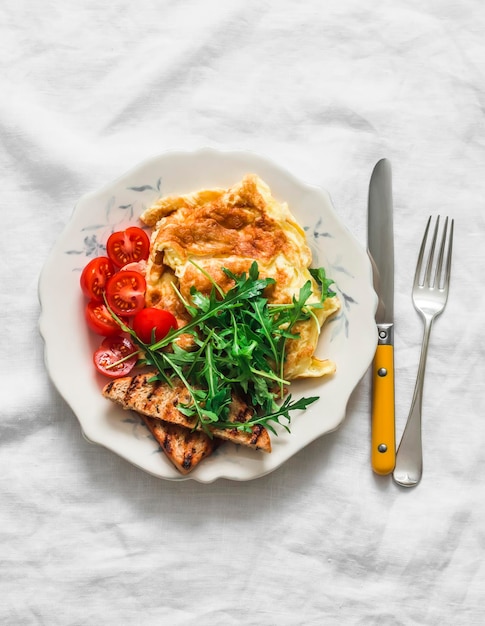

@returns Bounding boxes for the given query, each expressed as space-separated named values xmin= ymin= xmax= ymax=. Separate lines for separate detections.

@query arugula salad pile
xmin=109 ymin=261 xmax=336 ymax=436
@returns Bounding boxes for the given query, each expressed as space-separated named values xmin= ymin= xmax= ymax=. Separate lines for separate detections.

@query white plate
xmin=39 ymin=148 xmax=377 ymax=483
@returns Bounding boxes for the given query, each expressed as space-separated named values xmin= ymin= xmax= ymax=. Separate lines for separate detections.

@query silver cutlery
xmin=393 ymin=216 xmax=454 ymax=487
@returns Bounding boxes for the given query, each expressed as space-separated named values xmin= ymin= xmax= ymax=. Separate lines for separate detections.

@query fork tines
xmin=415 ymin=215 xmax=454 ymax=291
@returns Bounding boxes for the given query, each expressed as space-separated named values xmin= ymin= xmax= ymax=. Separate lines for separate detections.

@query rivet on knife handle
xmin=371 ymin=324 xmax=396 ymax=474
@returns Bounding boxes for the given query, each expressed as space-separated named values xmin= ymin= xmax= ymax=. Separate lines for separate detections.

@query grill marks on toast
xmin=140 ymin=415 xmax=219 ymax=475
xmin=102 ymin=373 xmax=271 ymax=473
xmin=103 ymin=374 xmax=270 ymax=451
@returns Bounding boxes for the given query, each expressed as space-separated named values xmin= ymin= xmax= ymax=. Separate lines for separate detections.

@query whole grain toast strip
xmin=102 ymin=373 xmax=271 ymax=453
xmin=141 ymin=415 xmax=220 ymax=474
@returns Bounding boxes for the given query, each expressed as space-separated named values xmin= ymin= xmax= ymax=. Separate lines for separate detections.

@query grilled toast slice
xmin=141 ymin=415 xmax=220 ymax=474
xmin=102 ymin=373 xmax=271 ymax=453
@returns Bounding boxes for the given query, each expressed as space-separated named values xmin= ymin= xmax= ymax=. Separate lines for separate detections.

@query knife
xmin=367 ymin=158 xmax=396 ymax=475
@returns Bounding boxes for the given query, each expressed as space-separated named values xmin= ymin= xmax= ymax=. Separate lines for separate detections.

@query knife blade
xmin=367 ymin=158 xmax=396 ymax=475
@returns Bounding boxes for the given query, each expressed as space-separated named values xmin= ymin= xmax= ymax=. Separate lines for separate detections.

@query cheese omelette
xmin=140 ymin=174 xmax=340 ymax=380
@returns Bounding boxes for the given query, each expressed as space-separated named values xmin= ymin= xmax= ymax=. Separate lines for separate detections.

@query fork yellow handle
xmin=371 ymin=344 xmax=396 ymax=474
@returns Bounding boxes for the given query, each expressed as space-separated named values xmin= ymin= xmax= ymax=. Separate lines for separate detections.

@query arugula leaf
xmin=216 ymin=395 xmax=319 ymax=435
xmin=309 ymin=266 xmax=336 ymax=300
xmin=119 ymin=262 xmax=332 ymax=435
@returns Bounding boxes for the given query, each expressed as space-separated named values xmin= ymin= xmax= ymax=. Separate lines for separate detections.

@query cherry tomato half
xmin=94 ymin=335 xmax=138 ymax=378
xmin=80 ymin=256 xmax=115 ymax=301
xmin=85 ymin=301 xmax=121 ymax=336
xmin=132 ymin=307 xmax=178 ymax=344
xmin=105 ymin=270 xmax=146 ymax=317
xmin=106 ymin=226 xmax=150 ymax=268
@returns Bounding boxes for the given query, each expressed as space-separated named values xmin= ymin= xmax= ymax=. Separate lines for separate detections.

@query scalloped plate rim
xmin=39 ymin=147 xmax=377 ymax=483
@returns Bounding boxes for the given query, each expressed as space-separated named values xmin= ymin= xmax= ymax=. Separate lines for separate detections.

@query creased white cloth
xmin=1 ymin=1 xmax=484 ymax=624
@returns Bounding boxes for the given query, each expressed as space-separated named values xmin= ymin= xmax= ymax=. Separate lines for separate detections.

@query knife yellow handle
xmin=371 ymin=344 xmax=396 ymax=475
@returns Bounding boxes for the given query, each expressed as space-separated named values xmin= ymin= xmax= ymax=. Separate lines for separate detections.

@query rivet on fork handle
xmin=393 ymin=216 xmax=454 ymax=488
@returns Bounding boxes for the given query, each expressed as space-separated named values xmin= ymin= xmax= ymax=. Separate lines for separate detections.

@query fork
xmin=393 ymin=216 xmax=454 ymax=488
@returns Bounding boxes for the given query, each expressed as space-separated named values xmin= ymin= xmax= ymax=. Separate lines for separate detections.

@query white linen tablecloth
xmin=2 ymin=1 xmax=484 ymax=624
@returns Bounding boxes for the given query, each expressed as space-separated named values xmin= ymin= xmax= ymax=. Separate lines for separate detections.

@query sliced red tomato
xmin=80 ymin=256 xmax=115 ymax=301
xmin=85 ymin=301 xmax=121 ymax=336
xmin=94 ymin=335 xmax=138 ymax=378
xmin=132 ymin=307 xmax=178 ymax=344
xmin=105 ymin=270 xmax=146 ymax=316
xmin=106 ymin=226 xmax=150 ymax=268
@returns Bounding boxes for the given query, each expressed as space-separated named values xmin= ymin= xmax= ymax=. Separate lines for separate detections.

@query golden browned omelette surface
xmin=140 ymin=174 xmax=340 ymax=379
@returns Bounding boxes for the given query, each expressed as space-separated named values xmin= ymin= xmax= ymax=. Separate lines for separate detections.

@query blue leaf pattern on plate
xmin=65 ymin=179 xmax=163 ymax=259
xmin=66 ymin=234 xmax=105 ymax=257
